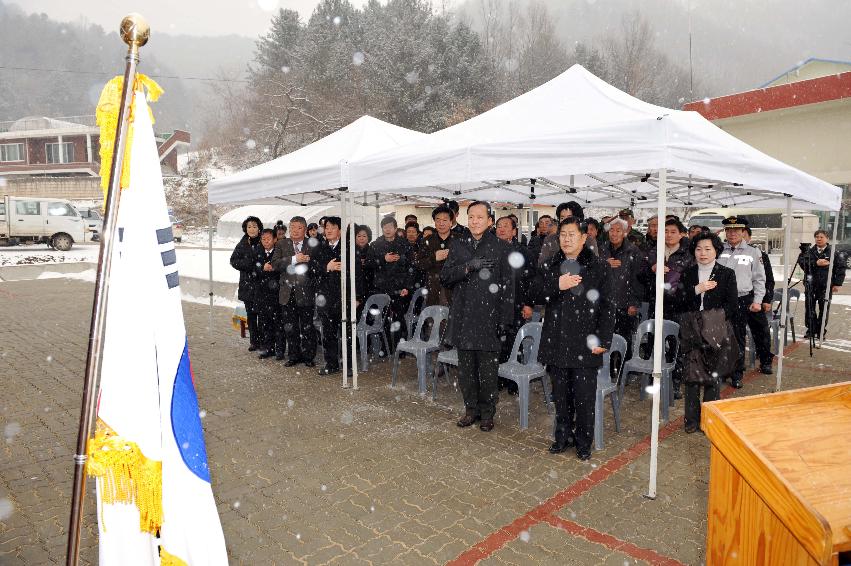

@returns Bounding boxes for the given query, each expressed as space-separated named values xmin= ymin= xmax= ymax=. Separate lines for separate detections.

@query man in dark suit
xmin=367 ymin=216 xmax=413 ymax=350
xmin=268 ymin=215 xmax=318 ymax=367
xmin=256 ymin=229 xmax=285 ymax=359
xmin=440 ymin=201 xmax=514 ymax=432
xmin=312 ymin=217 xmax=366 ymax=376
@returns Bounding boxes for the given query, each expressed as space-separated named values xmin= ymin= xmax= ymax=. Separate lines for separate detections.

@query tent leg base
xmin=642 ymin=493 xmax=657 ymax=501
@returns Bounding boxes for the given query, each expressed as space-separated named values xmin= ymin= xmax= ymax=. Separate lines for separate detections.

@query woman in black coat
xmin=673 ymin=232 xmax=738 ymax=433
xmin=539 ymin=218 xmax=615 ymax=460
xmin=229 ymin=216 xmax=263 ymax=350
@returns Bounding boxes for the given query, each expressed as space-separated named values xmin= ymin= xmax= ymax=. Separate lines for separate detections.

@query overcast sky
xmin=9 ymin=0 xmax=370 ymax=37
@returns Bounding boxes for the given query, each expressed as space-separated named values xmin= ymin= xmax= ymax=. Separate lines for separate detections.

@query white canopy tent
xmin=342 ymin=65 xmax=841 ymax=498
xmin=208 ymin=67 xmax=841 ymax=498
xmin=207 ymin=115 xmax=431 ymax=392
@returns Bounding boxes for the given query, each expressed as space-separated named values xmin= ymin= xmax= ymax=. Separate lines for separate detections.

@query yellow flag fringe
xmin=96 ymin=73 xmax=164 ymax=199
xmin=159 ymin=546 xmax=189 ymax=566
xmin=86 ymin=419 xmax=163 ymax=535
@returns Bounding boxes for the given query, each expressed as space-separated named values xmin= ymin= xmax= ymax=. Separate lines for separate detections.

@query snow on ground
xmin=36 ymin=270 xmax=97 ymax=282
xmin=174 ymin=247 xmax=239 ymax=283
xmin=0 ymin=243 xmax=100 ymax=266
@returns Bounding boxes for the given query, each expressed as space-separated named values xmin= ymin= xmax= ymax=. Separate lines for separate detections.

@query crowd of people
xmin=231 ymin=201 xmax=846 ymax=460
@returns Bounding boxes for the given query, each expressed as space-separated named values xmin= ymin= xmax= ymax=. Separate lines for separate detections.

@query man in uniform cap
xmin=718 ymin=216 xmax=772 ymax=387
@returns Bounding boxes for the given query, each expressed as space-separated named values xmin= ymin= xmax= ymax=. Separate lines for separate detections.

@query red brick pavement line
xmin=447 ymin=342 xmax=802 ymax=566
xmin=542 ymin=515 xmax=688 ymax=566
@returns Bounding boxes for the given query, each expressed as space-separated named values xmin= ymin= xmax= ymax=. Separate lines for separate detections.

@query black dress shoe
xmin=258 ymin=350 xmax=275 ymax=359
xmin=457 ymin=413 xmax=479 ymax=427
xmin=284 ymin=359 xmax=301 ymax=367
xmin=275 ymin=354 xmax=286 ymax=361
xmin=731 ymin=378 xmax=744 ymax=389
xmin=548 ymin=437 xmax=575 ymax=454
xmin=318 ymin=366 xmax=340 ymax=376
xmin=684 ymin=423 xmax=699 ymax=434
xmin=303 ymin=360 xmax=316 ymax=368
xmin=760 ymin=364 xmax=773 ymax=375
xmin=576 ymin=449 xmax=592 ymax=461
xmin=673 ymin=389 xmax=683 ymax=400
xmin=479 ymin=419 xmax=494 ymax=432
xmin=248 ymin=345 xmax=258 ymax=352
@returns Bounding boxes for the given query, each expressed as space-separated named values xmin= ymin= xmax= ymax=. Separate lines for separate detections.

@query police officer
xmin=718 ymin=216 xmax=772 ymax=387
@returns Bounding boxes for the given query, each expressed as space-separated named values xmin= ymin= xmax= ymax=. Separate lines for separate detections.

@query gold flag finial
xmin=120 ymin=14 xmax=150 ymax=50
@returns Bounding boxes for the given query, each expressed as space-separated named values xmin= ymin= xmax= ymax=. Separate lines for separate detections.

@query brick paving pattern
xmin=1 ymin=278 xmax=850 ymax=564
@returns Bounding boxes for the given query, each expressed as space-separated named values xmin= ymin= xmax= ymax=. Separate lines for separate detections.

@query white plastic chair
xmin=498 ymin=322 xmax=551 ymax=430
xmin=621 ymin=319 xmax=680 ymax=422
xmin=391 ymin=305 xmax=449 ymax=395
xmin=594 ymin=334 xmax=627 ymax=451
xmin=356 ymin=294 xmax=391 ymax=371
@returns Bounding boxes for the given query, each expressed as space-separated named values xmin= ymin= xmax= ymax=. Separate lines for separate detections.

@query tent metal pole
xmin=208 ymin=204 xmax=214 ymax=332
xmin=349 ymin=193 xmax=360 ymax=389
xmin=818 ymin=210 xmax=840 ymax=348
xmin=646 ymin=168 xmax=666 ymax=500
xmin=340 ymin=192 xmax=350 ymax=388
xmin=375 ymin=194 xmax=380 ymax=240
xmin=775 ymin=197 xmax=793 ymax=391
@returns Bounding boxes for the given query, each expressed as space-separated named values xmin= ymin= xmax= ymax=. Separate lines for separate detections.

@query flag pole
xmin=66 ymin=14 xmax=149 ymax=566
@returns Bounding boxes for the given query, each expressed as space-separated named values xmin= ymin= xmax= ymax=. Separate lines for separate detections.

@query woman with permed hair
xmin=230 ymin=215 xmax=264 ymax=351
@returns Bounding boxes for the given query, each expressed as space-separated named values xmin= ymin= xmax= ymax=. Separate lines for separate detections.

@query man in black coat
xmin=367 ymin=216 xmax=413 ymax=350
xmin=798 ymin=229 xmax=847 ymax=339
xmin=494 ymin=216 xmax=535 ymax=394
xmin=440 ymin=201 xmax=514 ymax=432
xmin=526 ymin=215 xmax=554 ymax=265
xmin=598 ymin=218 xmax=645 ymax=358
xmin=311 ymin=217 xmax=366 ymax=376
xmin=255 ymin=229 xmax=285 ymax=360
xmin=538 ymin=217 xmax=615 ymax=460
xmin=268 ymin=216 xmax=319 ymax=367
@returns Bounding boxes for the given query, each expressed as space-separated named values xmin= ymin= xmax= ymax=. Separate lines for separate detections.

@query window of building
xmin=0 ymin=143 xmax=24 ymax=162
xmin=15 ymin=201 xmax=40 ymax=215
xmin=0 ymin=202 xmax=5 ymax=216
xmin=47 ymin=202 xmax=76 ymax=217
xmin=45 ymin=142 xmax=75 ymax=164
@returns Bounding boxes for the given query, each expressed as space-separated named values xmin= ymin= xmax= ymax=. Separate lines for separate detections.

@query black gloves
xmin=466 ymin=258 xmax=496 ymax=272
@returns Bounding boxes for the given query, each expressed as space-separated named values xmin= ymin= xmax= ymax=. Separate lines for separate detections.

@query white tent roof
xmin=207 ymin=115 xmax=428 ymax=205
xmin=349 ymin=65 xmax=841 ymax=211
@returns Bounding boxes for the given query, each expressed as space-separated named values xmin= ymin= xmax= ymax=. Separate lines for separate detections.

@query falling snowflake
xmin=315 ymin=294 xmax=327 ymax=308
xmin=352 ymin=52 xmax=365 ymax=66
xmin=488 ymin=284 xmax=499 ymax=294
xmin=287 ymin=399 xmax=295 ymax=408
xmin=332 ymin=16 xmax=342 ymax=26
xmin=508 ymin=251 xmax=525 ymax=269
xmin=0 ymin=499 xmax=12 ymax=521
xmin=519 ymin=530 xmax=530 ymax=542
xmin=340 ymin=410 xmax=354 ymax=425
xmin=245 ymin=139 xmax=257 ymax=150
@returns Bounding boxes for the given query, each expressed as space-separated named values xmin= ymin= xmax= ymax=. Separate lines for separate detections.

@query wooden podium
xmin=702 ymin=382 xmax=851 ymax=565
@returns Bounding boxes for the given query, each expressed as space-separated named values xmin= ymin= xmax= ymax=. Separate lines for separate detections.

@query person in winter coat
xmin=644 ymin=218 xmax=695 ymax=398
xmin=355 ymin=225 xmax=374 ymax=300
xmin=367 ymin=216 xmax=413 ymax=349
xmin=798 ymin=229 xmax=847 ymax=339
xmin=598 ymin=218 xmax=645 ymax=357
xmin=269 ymin=216 xmax=319 ymax=368
xmin=311 ymin=218 xmax=366 ymax=376
xmin=229 ymin=216 xmax=263 ymax=351
xmin=440 ymin=201 xmax=514 ymax=432
xmin=537 ymin=201 xmax=586 ymax=267
xmin=494 ymin=216 xmax=535 ymax=394
xmin=527 ymin=215 xmax=554 ymax=265
xmin=673 ymin=232 xmax=738 ymax=433
xmin=539 ymin=217 xmax=615 ymax=461
xmin=256 ymin=229 xmax=285 ymax=359
xmin=416 ymin=205 xmax=456 ymax=307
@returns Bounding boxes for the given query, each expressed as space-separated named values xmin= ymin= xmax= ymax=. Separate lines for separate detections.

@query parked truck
xmin=0 ymin=196 xmax=85 ymax=251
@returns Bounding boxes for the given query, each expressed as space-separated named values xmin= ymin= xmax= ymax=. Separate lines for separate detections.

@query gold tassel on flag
xmin=86 ymin=419 xmax=163 ymax=535
xmin=96 ymin=74 xmax=163 ymax=199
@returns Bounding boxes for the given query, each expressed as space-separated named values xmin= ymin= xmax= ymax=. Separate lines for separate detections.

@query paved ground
xmin=2 ymin=278 xmax=851 ymax=565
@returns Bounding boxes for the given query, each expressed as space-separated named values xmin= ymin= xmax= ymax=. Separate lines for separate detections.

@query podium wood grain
xmin=702 ymin=382 xmax=851 ymax=566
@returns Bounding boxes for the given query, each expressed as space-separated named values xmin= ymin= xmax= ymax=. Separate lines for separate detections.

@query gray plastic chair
xmin=594 ymin=334 xmax=627 ymax=451
xmin=498 ymin=322 xmax=551 ymax=430
xmin=431 ymin=348 xmax=458 ymax=401
xmin=392 ymin=305 xmax=449 ymax=395
xmin=404 ymin=287 xmax=429 ymax=340
xmin=356 ymin=293 xmax=391 ymax=372
xmin=621 ymin=319 xmax=680 ymax=422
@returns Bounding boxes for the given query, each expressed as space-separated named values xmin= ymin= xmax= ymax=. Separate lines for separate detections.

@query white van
xmin=0 ymin=196 xmax=85 ymax=251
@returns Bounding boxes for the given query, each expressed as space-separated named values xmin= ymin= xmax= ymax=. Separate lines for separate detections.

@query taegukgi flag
xmin=88 ymin=76 xmax=227 ymax=565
